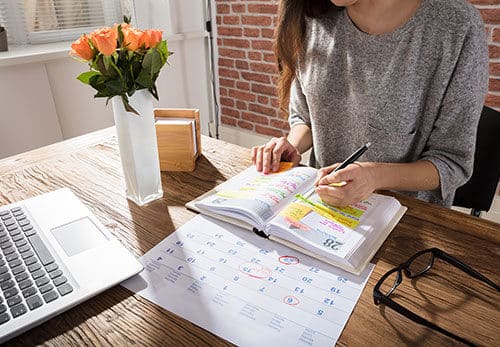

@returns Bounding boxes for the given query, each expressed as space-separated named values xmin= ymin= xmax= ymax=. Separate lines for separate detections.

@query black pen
xmin=309 ymin=142 xmax=372 ymax=195
xmin=332 ymin=142 xmax=372 ymax=174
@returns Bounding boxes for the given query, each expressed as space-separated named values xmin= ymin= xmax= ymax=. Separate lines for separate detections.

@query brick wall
xmin=215 ymin=0 xmax=500 ymax=137
xmin=473 ymin=0 xmax=500 ymax=109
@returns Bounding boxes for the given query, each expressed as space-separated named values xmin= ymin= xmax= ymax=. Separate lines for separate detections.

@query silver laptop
xmin=0 ymin=188 xmax=143 ymax=342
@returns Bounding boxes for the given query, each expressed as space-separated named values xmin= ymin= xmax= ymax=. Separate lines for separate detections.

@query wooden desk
xmin=1 ymin=127 xmax=498 ymax=346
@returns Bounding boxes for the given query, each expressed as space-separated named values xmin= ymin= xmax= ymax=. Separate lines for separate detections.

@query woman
xmin=252 ymin=0 xmax=488 ymax=207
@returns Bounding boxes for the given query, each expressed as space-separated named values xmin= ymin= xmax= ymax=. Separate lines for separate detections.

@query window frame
xmin=0 ymin=0 xmax=124 ymax=46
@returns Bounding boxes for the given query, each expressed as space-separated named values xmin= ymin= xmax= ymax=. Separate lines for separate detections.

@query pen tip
xmin=366 ymin=142 xmax=372 ymax=148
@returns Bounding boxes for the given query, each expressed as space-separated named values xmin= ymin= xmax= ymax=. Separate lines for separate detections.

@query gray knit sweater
xmin=289 ymin=0 xmax=489 ymax=206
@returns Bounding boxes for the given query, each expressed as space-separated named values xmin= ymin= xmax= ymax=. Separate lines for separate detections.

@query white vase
xmin=112 ymin=89 xmax=163 ymax=206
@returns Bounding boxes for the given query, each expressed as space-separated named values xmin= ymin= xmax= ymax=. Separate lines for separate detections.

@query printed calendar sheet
xmin=122 ymin=215 xmax=373 ymax=346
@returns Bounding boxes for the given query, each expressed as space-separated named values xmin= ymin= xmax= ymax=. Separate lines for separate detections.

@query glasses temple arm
xmin=438 ymin=252 xmax=500 ymax=291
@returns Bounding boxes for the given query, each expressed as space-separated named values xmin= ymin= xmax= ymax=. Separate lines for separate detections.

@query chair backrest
xmin=453 ymin=106 xmax=500 ymax=215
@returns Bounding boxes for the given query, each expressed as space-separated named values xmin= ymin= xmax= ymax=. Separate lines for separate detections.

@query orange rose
xmin=141 ymin=29 xmax=163 ymax=49
xmin=122 ymin=26 xmax=144 ymax=51
xmin=70 ymin=34 xmax=94 ymax=61
xmin=90 ymin=27 xmax=117 ymax=56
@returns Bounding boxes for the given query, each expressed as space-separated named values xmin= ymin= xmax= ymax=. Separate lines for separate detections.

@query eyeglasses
xmin=373 ymin=248 xmax=499 ymax=346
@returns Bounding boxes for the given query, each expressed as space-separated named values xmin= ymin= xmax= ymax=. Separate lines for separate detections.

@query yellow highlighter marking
xmin=295 ymin=194 xmax=361 ymax=228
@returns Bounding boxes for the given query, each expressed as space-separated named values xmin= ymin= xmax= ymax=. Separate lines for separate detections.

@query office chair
xmin=453 ymin=106 xmax=500 ymax=217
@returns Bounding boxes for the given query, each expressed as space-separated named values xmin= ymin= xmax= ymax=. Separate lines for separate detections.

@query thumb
xmin=318 ymin=166 xmax=354 ymax=186
xmin=314 ymin=163 xmax=340 ymax=186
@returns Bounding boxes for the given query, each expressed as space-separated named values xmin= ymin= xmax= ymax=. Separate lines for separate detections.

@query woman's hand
xmin=251 ymin=137 xmax=302 ymax=174
xmin=315 ymin=162 xmax=377 ymax=207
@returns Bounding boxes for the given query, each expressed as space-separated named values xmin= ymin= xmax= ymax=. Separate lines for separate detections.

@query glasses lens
xmin=379 ymin=270 xmax=400 ymax=296
xmin=408 ymin=251 xmax=433 ymax=277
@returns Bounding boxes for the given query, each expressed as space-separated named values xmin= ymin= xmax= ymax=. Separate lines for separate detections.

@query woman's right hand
xmin=251 ymin=137 xmax=302 ymax=174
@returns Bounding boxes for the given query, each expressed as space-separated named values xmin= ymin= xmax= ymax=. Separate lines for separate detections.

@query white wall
xmin=0 ymin=63 xmax=64 ymax=157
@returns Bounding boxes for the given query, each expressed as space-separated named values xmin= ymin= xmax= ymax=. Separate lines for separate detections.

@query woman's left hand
xmin=315 ymin=162 xmax=377 ymax=207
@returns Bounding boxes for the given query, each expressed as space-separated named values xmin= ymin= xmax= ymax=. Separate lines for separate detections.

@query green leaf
xmin=77 ymin=71 xmax=100 ymax=85
xmin=141 ymin=51 xmax=153 ymax=74
xmin=135 ymin=69 xmax=153 ymax=88
xmin=103 ymin=55 xmax=112 ymax=72
xmin=151 ymin=50 xmax=163 ymax=75
xmin=120 ymin=94 xmax=139 ymax=115
xmin=105 ymin=79 xmax=123 ymax=94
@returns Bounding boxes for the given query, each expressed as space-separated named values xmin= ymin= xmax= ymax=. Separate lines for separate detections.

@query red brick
xmin=217 ymin=4 xmax=230 ymax=14
xmin=222 ymin=107 xmax=240 ymax=119
xmin=236 ymin=100 xmax=248 ymax=110
xmin=243 ymin=28 xmax=260 ymax=37
xmin=216 ymin=15 xmax=222 ymax=25
xmin=219 ymin=48 xmax=246 ymax=59
xmin=236 ymin=60 xmax=249 ymax=70
xmin=489 ymin=45 xmax=500 ymax=58
xmin=258 ymin=95 xmax=269 ymax=104
xmin=485 ymin=26 xmax=491 ymax=40
xmin=252 ymin=40 xmax=274 ymax=51
xmin=242 ymin=15 xmax=272 ymax=26
xmin=485 ymin=93 xmax=500 ymax=108
xmin=237 ymin=120 xmax=254 ymax=130
xmin=223 ymin=38 xmax=250 ymax=48
xmin=255 ymin=125 xmax=284 ymax=137
xmin=270 ymin=119 xmax=290 ymax=130
xmin=479 ymin=9 xmax=500 ymax=24
xmin=270 ymin=97 xmax=279 ymax=108
xmin=261 ymin=28 xmax=275 ymax=39
xmin=248 ymin=51 xmax=263 ymax=61
xmin=242 ymin=112 xmax=270 ymax=125
xmin=221 ymin=116 xmax=237 ymax=126
xmin=489 ymin=78 xmax=500 ymax=91
xmin=219 ymin=87 xmax=228 ymax=96
xmin=263 ymin=53 xmax=277 ymax=63
xmin=220 ymin=97 xmax=235 ymax=107
xmin=219 ymin=78 xmax=235 ymax=88
xmin=490 ymin=62 xmax=500 ymax=75
xmin=218 ymin=27 xmax=243 ymax=37
xmin=493 ymin=28 xmax=500 ymax=42
xmin=469 ymin=0 xmax=500 ymax=4
xmin=247 ymin=4 xmax=278 ymax=14
xmin=229 ymin=89 xmax=256 ymax=102
xmin=273 ymin=15 xmax=278 ymax=27
xmin=217 ymin=38 xmax=222 ymax=46
xmin=232 ymin=4 xmax=245 ymax=13
xmin=250 ymin=62 xmax=278 ymax=74
xmin=241 ymin=71 xmax=271 ymax=83
xmin=236 ymin=81 xmax=250 ymax=90
xmin=219 ymin=67 xmax=240 ymax=79
xmin=223 ymin=16 xmax=240 ymax=25
xmin=218 ymin=58 xmax=234 ymax=68
xmin=252 ymin=83 xmax=277 ymax=96
xmin=249 ymin=103 xmax=277 ymax=117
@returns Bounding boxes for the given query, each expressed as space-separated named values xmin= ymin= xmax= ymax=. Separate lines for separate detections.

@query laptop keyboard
xmin=0 ymin=206 xmax=73 ymax=325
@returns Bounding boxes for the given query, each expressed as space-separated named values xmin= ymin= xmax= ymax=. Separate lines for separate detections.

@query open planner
xmin=186 ymin=165 xmax=407 ymax=275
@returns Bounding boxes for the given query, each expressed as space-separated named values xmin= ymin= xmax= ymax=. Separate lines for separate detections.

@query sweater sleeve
xmin=288 ymin=77 xmax=312 ymax=128
xmin=420 ymin=11 xmax=489 ymax=204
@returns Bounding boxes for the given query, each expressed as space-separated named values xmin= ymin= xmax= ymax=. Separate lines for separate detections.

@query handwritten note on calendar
xmin=122 ymin=215 xmax=373 ymax=346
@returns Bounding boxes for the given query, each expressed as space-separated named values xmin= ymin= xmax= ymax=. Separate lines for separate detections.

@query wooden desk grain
xmin=0 ymin=127 xmax=498 ymax=346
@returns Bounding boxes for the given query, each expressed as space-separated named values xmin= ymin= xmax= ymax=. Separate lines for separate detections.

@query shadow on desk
xmin=9 ymin=286 xmax=134 ymax=346
xmin=124 ymin=155 xmax=228 ymax=254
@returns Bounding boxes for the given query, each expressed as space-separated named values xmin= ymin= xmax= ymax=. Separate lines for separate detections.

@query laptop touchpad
xmin=51 ymin=217 xmax=109 ymax=257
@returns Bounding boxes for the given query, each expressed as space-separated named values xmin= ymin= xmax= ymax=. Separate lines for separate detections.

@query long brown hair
xmin=274 ymin=0 xmax=338 ymax=113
